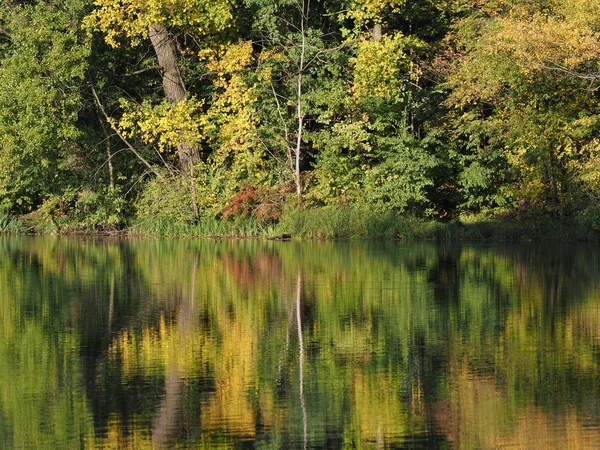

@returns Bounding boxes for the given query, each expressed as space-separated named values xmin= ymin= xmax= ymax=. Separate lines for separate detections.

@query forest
xmin=0 ymin=0 xmax=598 ymax=237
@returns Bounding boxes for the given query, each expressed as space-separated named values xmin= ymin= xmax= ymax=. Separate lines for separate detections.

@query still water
xmin=1 ymin=236 xmax=600 ymax=449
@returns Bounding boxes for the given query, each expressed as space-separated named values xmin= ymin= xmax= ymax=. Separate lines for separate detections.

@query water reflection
xmin=0 ymin=237 xmax=600 ymax=448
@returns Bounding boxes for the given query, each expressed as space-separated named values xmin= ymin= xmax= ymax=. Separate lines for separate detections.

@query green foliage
xmin=575 ymin=204 xmax=600 ymax=231
xmin=135 ymin=176 xmax=197 ymax=224
xmin=0 ymin=0 xmax=91 ymax=213
xmin=364 ymin=136 xmax=438 ymax=212
xmin=1 ymin=0 xmax=600 ymax=235
xmin=0 ymin=212 xmax=24 ymax=234
xmin=70 ymin=188 xmax=128 ymax=230
xmin=446 ymin=0 xmax=600 ymax=216
xmin=458 ymin=149 xmax=512 ymax=212
xmin=29 ymin=187 xmax=127 ymax=232
xmin=308 ymin=119 xmax=371 ymax=205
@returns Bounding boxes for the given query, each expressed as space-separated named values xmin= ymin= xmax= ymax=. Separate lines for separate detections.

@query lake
xmin=0 ymin=236 xmax=599 ymax=449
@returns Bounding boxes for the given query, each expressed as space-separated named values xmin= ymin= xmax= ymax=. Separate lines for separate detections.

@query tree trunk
xmin=148 ymin=24 xmax=199 ymax=173
xmin=372 ymin=23 xmax=382 ymax=41
xmin=294 ymin=0 xmax=309 ymax=197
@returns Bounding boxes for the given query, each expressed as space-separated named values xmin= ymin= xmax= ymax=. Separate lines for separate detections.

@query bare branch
xmin=542 ymin=60 xmax=600 ymax=82
xmin=123 ymin=65 xmax=161 ymax=77
xmin=89 ymin=82 xmax=165 ymax=180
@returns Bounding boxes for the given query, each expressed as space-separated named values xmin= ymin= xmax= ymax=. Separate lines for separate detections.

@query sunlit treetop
xmin=345 ymin=0 xmax=405 ymax=22
xmin=351 ymin=33 xmax=411 ymax=101
xmin=494 ymin=0 xmax=600 ymax=74
xmin=447 ymin=0 xmax=600 ymax=107
xmin=84 ymin=0 xmax=233 ymax=47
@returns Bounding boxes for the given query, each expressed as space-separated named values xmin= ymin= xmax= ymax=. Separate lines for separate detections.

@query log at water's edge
xmin=268 ymin=233 xmax=292 ymax=241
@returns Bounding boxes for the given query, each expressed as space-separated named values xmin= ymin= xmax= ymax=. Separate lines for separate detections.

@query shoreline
xmin=3 ymin=215 xmax=598 ymax=242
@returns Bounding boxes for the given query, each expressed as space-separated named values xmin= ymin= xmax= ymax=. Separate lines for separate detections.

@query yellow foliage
xmin=206 ymin=42 xmax=260 ymax=159
xmin=118 ymin=98 xmax=209 ymax=152
xmin=345 ymin=0 xmax=405 ymax=23
xmin=350 ymin=32 xmax=409 ymax=101
xmin=84 ymin=0 xmax=232 ymax=47
xmin=207 ymin=41 xmax=254 ymax=75
xmin=578 ymin=138 xmax=600 ymax=194
xmin=203 ymin=42 xmax=272 ymax=186
xmin=495 ymin=0 xmax=600 ymax=73
xmin=205 ymin=42 xmax=259 ymax=157
xmin=201 ymin=309 xmax=258 ymax=436
xmin=350 ymin=370 xmax=413 ymax=445
xmin=448 ymin=0 xmax=600 ymax=108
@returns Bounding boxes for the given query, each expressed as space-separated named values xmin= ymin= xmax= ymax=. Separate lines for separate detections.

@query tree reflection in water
xmin=0 ymin=237 xmax=600 ymax=448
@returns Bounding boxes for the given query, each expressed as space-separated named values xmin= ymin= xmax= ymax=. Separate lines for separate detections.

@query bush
xmin=33 ymin=187 xmax=127 ymax=233
xmin=220 ymin=184 xmax=283 ymax=224
xmin=73 ymin=188 xmax=127 ymax=231
xmin=0 ymin=211 xmax=24 ymax=234
xmin=135 ymin=177 xmax=197 ymax=224
xmin=576 ymin=204 xmax=600 ymax=231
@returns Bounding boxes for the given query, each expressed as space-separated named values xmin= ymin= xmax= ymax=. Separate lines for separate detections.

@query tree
xmin=444 ymin=0 xmax=600 ymax=216
xmin=245 ymin=0 xmax=320 ymax=197
xmin=85 ymin=0 xmax=233 ymax=173
xmin=0 ymin=0 xmax=91 ymax=213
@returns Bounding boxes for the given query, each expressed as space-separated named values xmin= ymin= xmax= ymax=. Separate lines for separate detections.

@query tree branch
xmin=123 ymin=65 xmax=161 ymax=77
xmin=89 ymin=82 xmax=165 ymax=180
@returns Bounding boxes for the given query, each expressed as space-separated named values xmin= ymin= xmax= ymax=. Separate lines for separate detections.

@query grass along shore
xmin=1 ymin=207 xmax=599 ymax=242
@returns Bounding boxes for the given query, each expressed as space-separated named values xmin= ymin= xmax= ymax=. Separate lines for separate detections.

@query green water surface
xmin=0 ymin=236 xmax=599 ymax=449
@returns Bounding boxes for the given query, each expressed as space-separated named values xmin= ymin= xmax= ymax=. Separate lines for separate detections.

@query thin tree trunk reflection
xmin=296 ymin=272 xmax=307 ymax=449
xmin=108 ymin=271 xmax=114 ymax=335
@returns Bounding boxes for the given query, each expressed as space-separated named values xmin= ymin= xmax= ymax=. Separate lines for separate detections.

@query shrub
xmin=135 ymin=177 xmax=197 ymax=224
xmin=0 ymin=211 xmax=24 ymax=234
xmin=220 ymin=184 xmax=283 ymax=224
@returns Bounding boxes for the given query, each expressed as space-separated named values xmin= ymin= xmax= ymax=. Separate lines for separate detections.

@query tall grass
xmin=0 ymin=212 xmax=25 ymax=234
xmin=13 ymin=204 xmax=597 ymax=241
xmin=131 ymin=216 xmax=276 ymax=238
xmin=276 ymin=206 xmax=599 ymax=241
xmin=277 ymin=206 xmax=433 ymax=240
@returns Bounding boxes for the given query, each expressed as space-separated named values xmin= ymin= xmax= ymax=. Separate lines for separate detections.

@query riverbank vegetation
xmin=0 ymin=0 xmax=598 ymax=239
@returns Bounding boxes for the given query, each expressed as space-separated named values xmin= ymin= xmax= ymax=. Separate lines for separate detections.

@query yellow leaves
xmin=107 ymin=313 xmax=209 ymax=379
xmin=350 ymin=32 xmax=409 ymax=101
xmin=577 ymin=138 xmax=600 ymax=192
xmin=84 ymin=0 xmax=233 ymax=47
xmin=350 ymin=370 xmax=412 ymax=444
xmin=447 ymin=0 xmax=600 ymax=114
xmin=201 ymin=310 xmax=258 ymax=436
xmin=207 ymin=41 xmax=254 ymax=76
xmin=495 ymin=12 xmax=600 ymax=73
xmin=482 ymin=0 xmax=600 ymax=75
xmin=345 ymin=0 xmax=405 ymax=23
xmin=119 ymin=98 xmax=209 ymax=152
xmin=193 ymin=41 xmax=271 ymax=210
xmin=206 ymin=41 xmax=263 ymax=159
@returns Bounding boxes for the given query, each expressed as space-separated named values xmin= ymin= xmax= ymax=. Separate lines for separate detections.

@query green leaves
xmin=364 ymin=136 xmax=438 ymax=212
xmin=0 ymin=0 xmax=91 ymax=213
xmin=445 ymin=0 xmax=600 ymax=217
xmin=3 ymin=0 xmax=600 ymax=226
